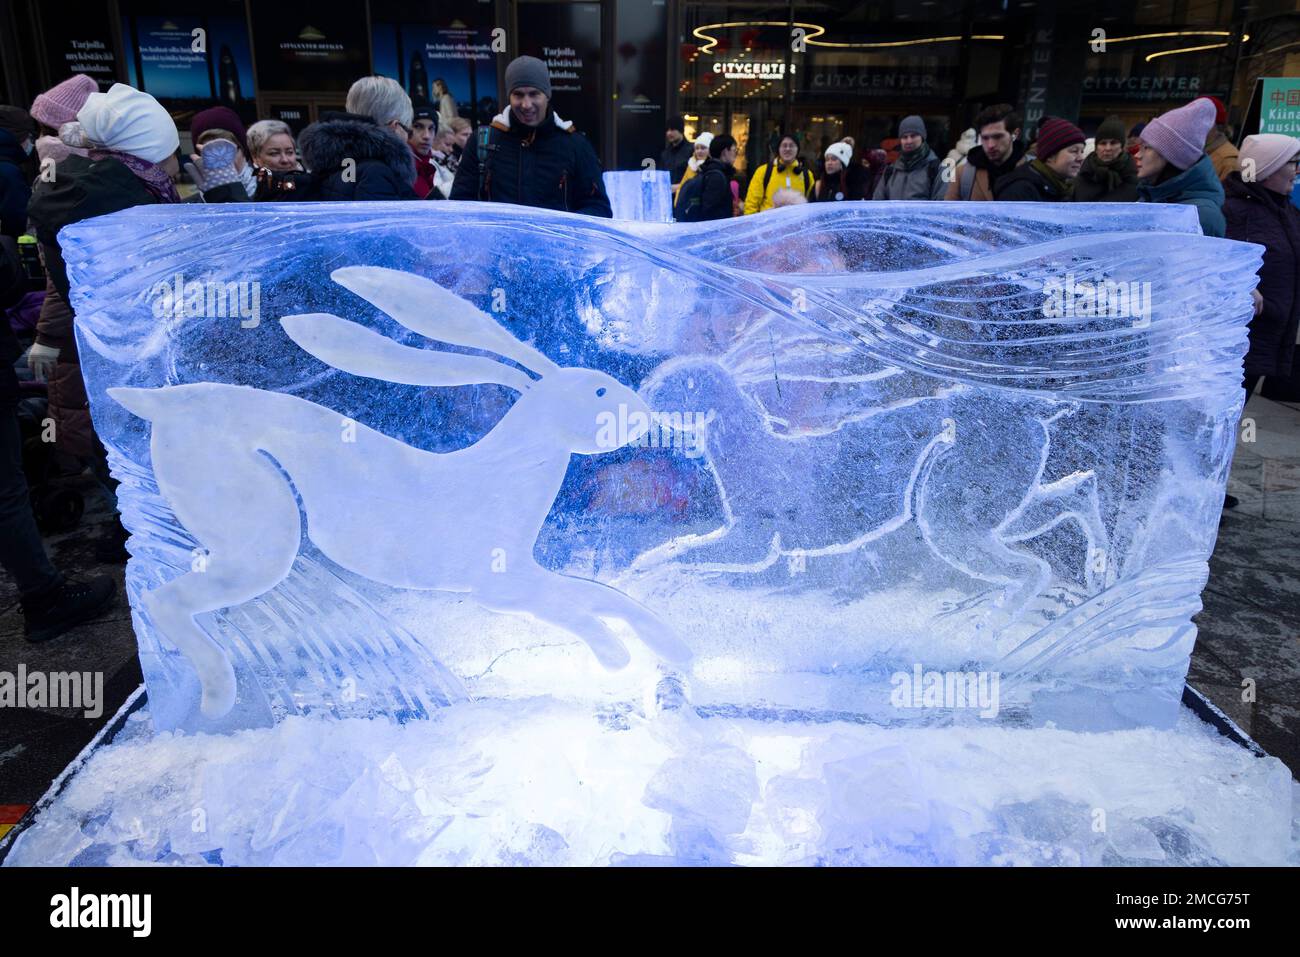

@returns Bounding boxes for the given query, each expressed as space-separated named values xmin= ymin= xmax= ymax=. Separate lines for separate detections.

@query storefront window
xmin=676 ymin=1 xmax=1001 ymax=170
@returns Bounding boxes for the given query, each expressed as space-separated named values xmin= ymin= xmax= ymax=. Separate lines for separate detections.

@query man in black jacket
xmin=660 ymin=115 xmax=693 ymax=186
xmin=450 ymin=57 xmax=611 ymax=217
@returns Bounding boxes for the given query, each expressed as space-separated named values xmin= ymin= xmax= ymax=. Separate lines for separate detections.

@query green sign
xmin=1260 ymin=77 xmax=1300 ymax=137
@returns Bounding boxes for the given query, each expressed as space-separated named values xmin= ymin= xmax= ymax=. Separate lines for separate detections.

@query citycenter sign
xmin=713 ymin=60 xmax=796 ymax=80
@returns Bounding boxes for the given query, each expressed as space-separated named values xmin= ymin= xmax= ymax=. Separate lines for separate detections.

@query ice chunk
xmin=59 ymin=201 xmax=1259 ymax=734
xmin=603 ymin=169 xmax=673 ymax=221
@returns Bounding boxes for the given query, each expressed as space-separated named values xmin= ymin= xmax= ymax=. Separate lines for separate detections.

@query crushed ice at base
xmin=5 ymin=700 xmax=1294 ymax=867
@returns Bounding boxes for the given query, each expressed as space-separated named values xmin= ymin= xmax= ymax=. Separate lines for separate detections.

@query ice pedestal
xmin=62 ymin=201 xmax=1259 ymax=735
xmin=4 ymin=704 xmax=1295 ymax=866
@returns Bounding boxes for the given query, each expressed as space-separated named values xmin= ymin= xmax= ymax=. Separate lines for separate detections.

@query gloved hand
xmin=184 ymin=139 xmax=243 ymax=194
xmin=27 ymin=341 xmax=60 ymax=382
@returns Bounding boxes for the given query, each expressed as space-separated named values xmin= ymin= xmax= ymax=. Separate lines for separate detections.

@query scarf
xmin=899 ymin=143 xmax=933 ymax=172
xmin=411 ymin=151 xmax=437 ymax=199
xmin=1079 ymin=150 xmax=1136 ymax=192
xmin=89 ymin=148 xmax=181 ymax=203
xmin=1030 ymin=158 xmax=1073 ymax=198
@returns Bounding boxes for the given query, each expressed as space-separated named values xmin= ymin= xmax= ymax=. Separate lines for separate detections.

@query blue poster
xmin=124 ymin=15 xmax=255 ymax=119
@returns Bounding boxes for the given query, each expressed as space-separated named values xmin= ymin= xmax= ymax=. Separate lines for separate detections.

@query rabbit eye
xmin=596 ymin=387 xmax=607 ymax=397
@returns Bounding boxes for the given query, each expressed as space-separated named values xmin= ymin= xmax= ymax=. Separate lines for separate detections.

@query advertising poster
xmin=517 ymin=1 xmax=603 ymax=152
xmin=249 ymin=6 xmax=370 ymax=93
xmin=41 ymin=2 xmax=120 ymax=90
xmin=1260 ymin=77 xmax=1300 ymax=138
xmin=614 ymin=0 xmax=667 ymax=170
xmin=122 ymin=14 xmax=256 ymax=123
xmin=371 ymin=3 xmax=499 ymax=127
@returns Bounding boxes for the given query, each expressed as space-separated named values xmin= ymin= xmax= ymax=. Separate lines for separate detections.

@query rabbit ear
xmin=281 ymin=312 xmax=534 ymax=393
xmin=330 ymin=266 xmax=560 ymax=377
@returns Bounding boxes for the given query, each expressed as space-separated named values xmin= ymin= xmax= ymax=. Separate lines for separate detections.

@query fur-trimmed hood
xmin=298 ymin=118 xmax=415 ymax=184
xmin=489 ymin=107 xmax=574 ymax=134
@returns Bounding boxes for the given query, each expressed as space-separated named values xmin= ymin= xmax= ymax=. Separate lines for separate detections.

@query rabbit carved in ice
xmin=110 ymin=266 xmax=690 ymax=719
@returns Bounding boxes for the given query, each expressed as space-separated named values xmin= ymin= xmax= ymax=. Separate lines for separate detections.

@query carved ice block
xmin=603 ymin=169 xmax=673 ymax=222
xmin=61 ymin=202 xmax=1259 ymax=733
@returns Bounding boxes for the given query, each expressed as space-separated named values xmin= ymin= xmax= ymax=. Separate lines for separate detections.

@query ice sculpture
xmin=603 ymin=169 xmax=673 ymax=221
xmin=62 ymin=201 xmax=1259 ymax=735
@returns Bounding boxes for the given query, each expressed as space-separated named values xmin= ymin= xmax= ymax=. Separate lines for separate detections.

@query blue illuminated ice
xmin=603 ymin=169 xmax=673 ymax=221
xmin=60 ymin=201 xmax=1259 ymax=736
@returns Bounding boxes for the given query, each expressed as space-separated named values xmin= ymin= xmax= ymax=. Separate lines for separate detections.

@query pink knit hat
xmin=1140 ymin=98 xmax=1216 ymax=171
xmin=1239 ymin=133 xmax=1300 ymax=182
xmin=30 ymin=74 xmax=98 ymax=129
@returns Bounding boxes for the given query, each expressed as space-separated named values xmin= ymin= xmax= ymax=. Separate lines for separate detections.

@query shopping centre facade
xmin=1 ymin=0 xmax=1297 ymax=175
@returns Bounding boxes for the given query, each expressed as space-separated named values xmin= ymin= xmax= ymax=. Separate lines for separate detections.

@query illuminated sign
xmin=713 ymin=60 xmax=796 ymax=80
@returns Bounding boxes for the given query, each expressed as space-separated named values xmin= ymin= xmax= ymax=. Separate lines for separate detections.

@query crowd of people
xmin=0 ymin=53 xmax=1297 ymax=643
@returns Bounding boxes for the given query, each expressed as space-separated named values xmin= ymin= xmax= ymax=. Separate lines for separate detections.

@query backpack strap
xmin=476 ymin=125 xmax=493 ymax=200
xmin=959 ymin=162 xmax=976 ymax=200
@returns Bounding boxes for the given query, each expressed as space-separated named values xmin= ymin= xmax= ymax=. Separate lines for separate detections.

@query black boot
xmin=22 ymin=576 xmax=117 ymax=643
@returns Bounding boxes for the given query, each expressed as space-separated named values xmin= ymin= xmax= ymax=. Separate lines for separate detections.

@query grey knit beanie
xmin=505 ymin=56 xmax=552 ymax=98
xmin=899 ymin=115 xmax=926 ymax=140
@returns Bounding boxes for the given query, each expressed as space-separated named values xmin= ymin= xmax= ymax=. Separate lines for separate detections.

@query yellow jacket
xmin=744 ymin=160 xmax=814 ymax=214
xmin=673 ymin=159 xmax=702 ymax=198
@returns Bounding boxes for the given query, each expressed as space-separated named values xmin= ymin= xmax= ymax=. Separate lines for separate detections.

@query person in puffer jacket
xmin=872 ymin=115 xmax=945 ymax=201
xmin=27 ymin=84 xmax=180 ymax=466
xmin=1135 ymin=98 xmax=1226 ymax=238
xmin=297 ymin=77 xmax=417 ymax=201
xmin=28 ymin=82 xmax=181 ymax=563
xmin=744 ymin=133 xmax=815 ymax=213
xmin=450 ymin=56 xmax=611 ymax=216
xmin=1224 ymin=134 xmax=1300 ymax=393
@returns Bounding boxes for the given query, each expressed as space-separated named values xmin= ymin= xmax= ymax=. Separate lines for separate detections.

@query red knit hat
xmin=30 ymin=74 xmax=98 ymax=129
xmin=1199 ymin=95 xmax=1228 ymax=126
xmin=190 ymin=105 xmax=248 ymax=153
xmin=1034 ymin=117 xmax=1085 ymax=160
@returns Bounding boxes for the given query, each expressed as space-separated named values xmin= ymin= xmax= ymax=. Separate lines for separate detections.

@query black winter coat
xmin=298 ymin=115 xmax=416 ymax=201
xmin=695 ymin=157 xmax=735 ymax=221
xmin=27 ymin=154 xmax=158 ymax=299
xmin=0 ymin=130 xmax=32 ymax=238
xmin=1224 ymin=172 xmax=1300 ymax=378
xmin=660 ymin=138 xmax=693 ymax=184
xmin=1071 ymin=152 xmax=1139 ymax=203
xmin=813 ymin=164 xmax=866 ymax=202
xmin=26 ymin=155 xmax=161 ymax=452
xmin=450 ymin=109 xmax=611 ymax=217
xmin=993 ymin=162 xmax=1069 ymax=202
xmin=0 ymin=235 xmax=25 ymax=407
